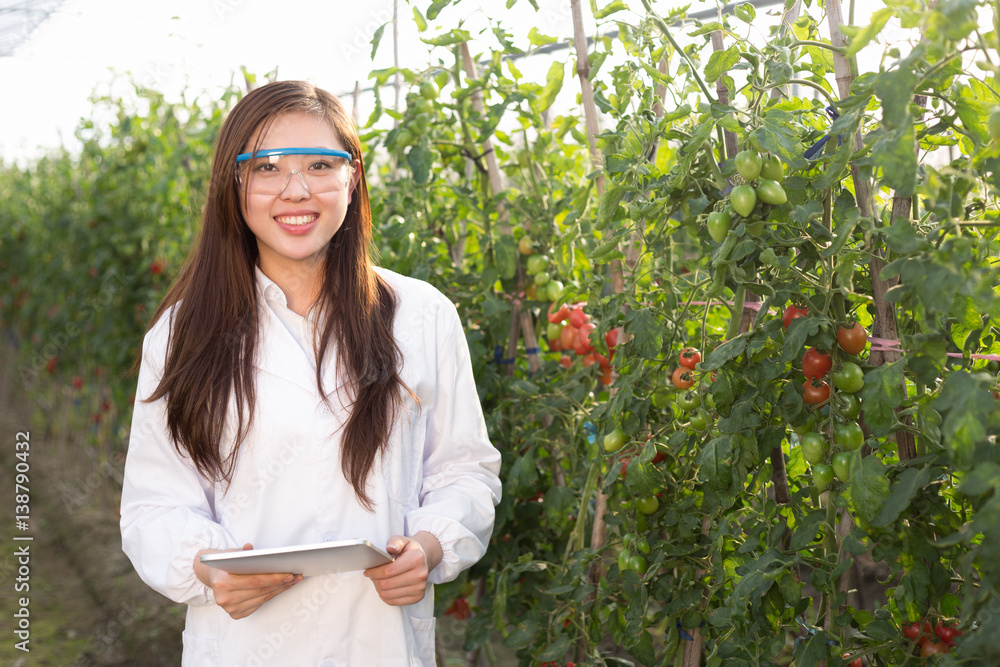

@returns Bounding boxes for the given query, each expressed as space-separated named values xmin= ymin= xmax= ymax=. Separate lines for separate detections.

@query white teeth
xmin=275 ymin=215 xmax=316 ymax=226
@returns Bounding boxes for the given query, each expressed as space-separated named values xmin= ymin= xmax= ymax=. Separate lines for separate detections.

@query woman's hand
xmin=193 ymin=543 xmax=302 ymax=620
xmin=364 ymin=532 xmax=443 ymax=606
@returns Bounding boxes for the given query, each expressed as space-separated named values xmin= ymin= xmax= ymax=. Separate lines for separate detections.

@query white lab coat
xmin=120 ymin=267 xmax=502 ymax=667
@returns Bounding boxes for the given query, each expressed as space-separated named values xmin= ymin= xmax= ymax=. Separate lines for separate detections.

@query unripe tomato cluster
xmin=707 ymin=149 xmax=787 ymax=240
xmin=547 ymin=302 xmax=617 ymax=385
xmin=521 ymin=235 xmax=566 ymax=302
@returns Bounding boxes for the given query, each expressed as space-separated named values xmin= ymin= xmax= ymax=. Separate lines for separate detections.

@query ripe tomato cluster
xmin=784 ymin=306 xmax=872 ymax=491
xmin=547 ymin=302 xmax=618 ymax=385
xmin=903 ymin=619 xmax=962 ymax=657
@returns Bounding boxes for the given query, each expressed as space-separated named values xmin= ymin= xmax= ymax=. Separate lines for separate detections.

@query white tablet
xmin=199 ymin=539 xmax=393 ymax=576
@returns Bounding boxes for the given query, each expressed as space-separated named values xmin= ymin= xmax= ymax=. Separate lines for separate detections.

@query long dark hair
xmin=145 ymin=80 xmax=404 ymax=510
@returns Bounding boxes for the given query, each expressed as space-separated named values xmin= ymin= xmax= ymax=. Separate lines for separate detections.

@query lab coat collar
xmin=253 ymin=266 xmax=344 ymax=398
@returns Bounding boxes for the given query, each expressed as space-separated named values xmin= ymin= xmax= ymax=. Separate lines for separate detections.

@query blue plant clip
xmin=804 ymin=106 xmax=842 ymax=160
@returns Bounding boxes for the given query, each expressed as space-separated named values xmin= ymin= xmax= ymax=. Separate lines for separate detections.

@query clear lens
xmin=238 ymin=153 xmax=354 ymax=195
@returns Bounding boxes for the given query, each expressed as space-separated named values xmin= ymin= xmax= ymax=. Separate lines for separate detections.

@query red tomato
xmin=802 ymin=379 xmax=830 ymax=405
xmin=547 ymin=302 xmax=570 ymax=324
xmin=782 ymin=305 xmax=809 ymax=329
xmin=444 ymin=597 xmax=471 ymax=620
xmin=582 ymin=353 xmax=598 ymax=368
xmin=594 ymin=352 xmax=610 ymax=369
xmin=599 ymin=366 xmax=613 ymax=386
xmin=568 ymin=305 xmax=589 ymax=329
xmin=559 ymin=355 xmax=572 ymax=368
xmin=920 ymin=639 xmax=950 ymax=656
xmin=679 ymin=347 xmax=701 ymax=370
xmin=71 ymin=376 xmax=84 ymax=389
xmin=904 ymin=620 xmax=934 ymax=646
xmin=672 ymin=367 xmax=695 ymax=390
xmin=605 ymin=327 xmax=619 ymax=351
xmin=575 ymin=323 xmax=596 ymax=355
xmin=802 ymin=348 xmax=832 ymax=379
xmin=935 ymin=622 xmax=961 ymax=645
xmin=842 ymin=654 xmax=862 ymax=667
xmin=548 ymin=337 xmax=563 ymax=352
xmin=560 ymin=324 xmax=578 ymax=350
xmin=837 ymin=322 xmax=868 ymax=355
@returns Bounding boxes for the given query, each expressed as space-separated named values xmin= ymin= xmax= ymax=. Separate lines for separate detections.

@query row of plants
xmin=2 ymin=0 xmax=1000 ymax=665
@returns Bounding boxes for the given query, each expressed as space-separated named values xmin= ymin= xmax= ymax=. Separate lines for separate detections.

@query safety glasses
xmin=235 ymin=147 xmax=355 ymax=195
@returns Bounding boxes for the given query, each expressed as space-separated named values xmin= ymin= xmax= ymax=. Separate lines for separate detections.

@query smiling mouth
xmin=274 ymin=214 xmax=317 ymax=226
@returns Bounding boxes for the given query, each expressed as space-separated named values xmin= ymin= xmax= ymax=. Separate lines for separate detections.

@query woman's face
xmin=239 ymin=111 xmax=360 ymax=279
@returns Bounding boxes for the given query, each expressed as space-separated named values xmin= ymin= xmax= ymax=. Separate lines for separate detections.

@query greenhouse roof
xmin=0 ymin=0 xmax=67 ymax=58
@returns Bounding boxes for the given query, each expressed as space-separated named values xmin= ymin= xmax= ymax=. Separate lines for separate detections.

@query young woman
xmin=120 ymin=80 xmax=502 ymax=666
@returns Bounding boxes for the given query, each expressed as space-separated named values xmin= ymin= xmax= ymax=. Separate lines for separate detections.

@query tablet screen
xmin=199 ymin=539 xmax=393 ymax=576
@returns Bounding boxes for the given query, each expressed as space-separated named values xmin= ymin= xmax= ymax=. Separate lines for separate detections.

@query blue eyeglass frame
xmin=235 ymin=147 xmax=354 ymax=163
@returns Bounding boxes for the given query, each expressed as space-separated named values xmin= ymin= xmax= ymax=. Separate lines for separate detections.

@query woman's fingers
xmin=211 ymin=570 xmax=303 ymax=618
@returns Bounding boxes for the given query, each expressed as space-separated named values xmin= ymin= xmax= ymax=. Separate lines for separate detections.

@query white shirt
xmin=120 ymin=267 xmax=502 ymax=667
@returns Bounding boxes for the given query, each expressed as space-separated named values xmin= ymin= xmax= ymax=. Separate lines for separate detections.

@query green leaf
xmin=790 ymin=510 xmax=826 ymax=550
xmin=412 ymin=7 xmax=428 ymax=32
xmin=843 ymin=7 xmax=893 ymax=57
xmin=421 ymin=28 xmax=472 ymax=47
xmin=870 ymin=466 xmax=931 ymax=527
xmin=687 ymin=22 xmax=724 ymax=37
xmin=426 ymin=0 xmax=452 ymax=20
xmin=849 ymin=453 xmax=891 ymax=525
xmin=494 ymin=235 xmax=517 ymax=280
xmin=872 ymin=124 xmax=917 ymax=197
xmin=370 ymin=22 xmax=388 ymax=60
xmin=527 ymin=27 xmax=557 ymax=46
xmin=705 ymin=45 xmax=741 ymax=83
xmin=756 ymin=109 xmax=807 ymax=170
xmin=795 ymin=631 xmax=828 ymax=667
xmin=625 ymin=458 xmax=663 ymax=499
xmin=700 ymin=334 xmax=750 ymax=371
xmin=594 ymin=0 xmax=627 ymax=18
xmin=781 ymin=317 xmax=821 ymax=364
xmin=857 ymin=360 xmax=906 ymax=436
xmin=536 ymin=634 xmax=572 ymax=661
xmin=954 ymin=83 xmax=993 ymax=146
xmin=537 ymin=61 xmax=565 ymax=113
xmin=934 ymin=371 xmax=996 ymax=467
xmin=624 ymin=308 xmax=664 ymax=360
xmin=698 ymin=435 xmax=733 ymax=488
xmin=406 ymin=144 xmax=433 ymax=185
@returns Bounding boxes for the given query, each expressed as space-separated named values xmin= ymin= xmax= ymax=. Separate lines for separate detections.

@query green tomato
xmin=677 ymin=391 xmax=701 ymax=412
xmin=839 ymin=394 xmax=861 ymax=420
xmin=604 ymin=427 xmax=627 ymax=453
xmin=730 ymin=185 xmax=757 ymax=217
xmin=707 ymin=211 xmax=731 ymax=243
xmin=634 ymin=495 xmax=660 ymax=515
xmin=688 ymin=409 xmax=709 ymax=431
xmin=419 ymin=81 xmax=438 ymax=101
xmin=628 ymin=554 xmax=649 ymax=574
xmin=745 ymin=220 xmax=765 ymax=236
xmin=832 ymin=362 xmax=865 ymax=393
xmin=832 ymin=451 xmax=852 ymax=482
xmin=834 ymin=422 xmax=865 ymax=451
xmin=760 ymin=154 xmax=785 ymax=181
xmin=545 ymin=280 xmax=564 ymax=302
xmin=526 ymin=254 xmax=548 ymax=275
xmin=704 ymin=393 xmax=716 ymax=410
xmin=812 ymin=463 xmax=835 ymax=491
xmin=546 ymin=322 xmax=562 ymax=340
xmin=800 ymin=432 xmax=827 ymax=465
xmin=618 ymin=549 xmax=632 ymax=572
xmin=533 ymin=271 xmax=550 ymax=287
xmin=395 ymin=128 xmax=414 ymax=147
xmin=735 ymin=149 xmax=762 ymax=181
xmin=756 ymin=179 xmax=787 ymax=205
xmin=636 ymin=538 xmax=651 ymax=555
